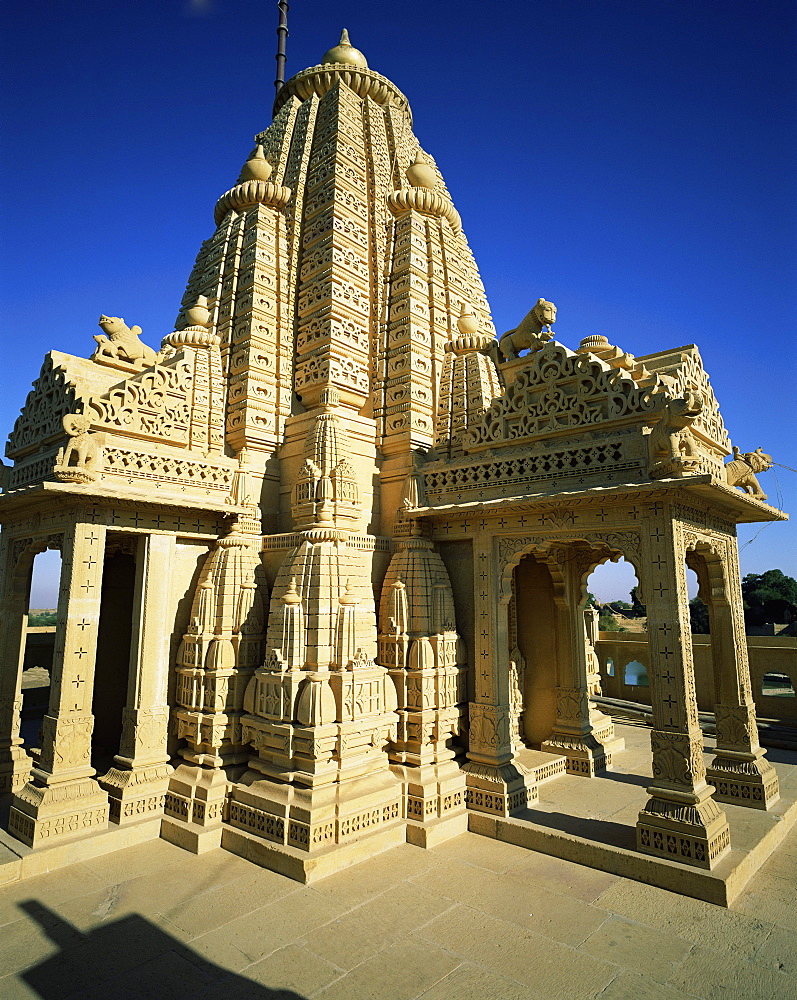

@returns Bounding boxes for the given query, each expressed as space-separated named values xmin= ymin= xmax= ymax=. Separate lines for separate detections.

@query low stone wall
xmin=595 ymin=632 xmax=797 ymax=723
xmin=23 ymin=627 xmax=56 ymax=672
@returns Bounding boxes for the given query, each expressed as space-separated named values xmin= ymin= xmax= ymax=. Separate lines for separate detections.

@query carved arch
xmin=684 ymin=535 xmax=729 ymax=607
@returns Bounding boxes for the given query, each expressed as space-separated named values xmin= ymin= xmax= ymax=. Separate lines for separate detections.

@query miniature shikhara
xmin=0 ymin=31 xmax=787 ymax=888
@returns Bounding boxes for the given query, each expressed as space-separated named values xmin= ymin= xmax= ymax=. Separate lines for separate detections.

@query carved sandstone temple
xmin=0 ymin=33 xmax=787 ymax=885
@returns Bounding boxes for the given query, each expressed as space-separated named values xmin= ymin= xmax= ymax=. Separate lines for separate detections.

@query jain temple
xmin=0 ymin=32 xmax=791 ymax=902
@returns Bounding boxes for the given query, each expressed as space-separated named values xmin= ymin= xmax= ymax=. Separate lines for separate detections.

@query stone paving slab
xmin=0 ymin=821 xmax=794 ymax=1000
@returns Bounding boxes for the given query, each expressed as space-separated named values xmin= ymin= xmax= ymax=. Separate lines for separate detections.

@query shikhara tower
xmin=0 ymin=32 xmax=787 ymax=891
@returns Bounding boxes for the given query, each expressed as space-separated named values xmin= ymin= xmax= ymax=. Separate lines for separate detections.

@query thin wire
xmin=772 ymin=462 xmax=797 ymax=474
xmin=739 ymin=522 xmax=772 ymax=553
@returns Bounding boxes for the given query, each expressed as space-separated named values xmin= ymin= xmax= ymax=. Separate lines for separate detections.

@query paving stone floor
xmin=0 ymin=815 xmax=795 ymax=1000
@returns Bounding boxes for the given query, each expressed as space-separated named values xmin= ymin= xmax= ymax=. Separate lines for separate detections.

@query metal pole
xmin=275 ymin=1 xmax=289 ymax=98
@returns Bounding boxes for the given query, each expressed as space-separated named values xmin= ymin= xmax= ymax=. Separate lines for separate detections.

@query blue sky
xmin=2 ymin=1 xmax=795 ymax=605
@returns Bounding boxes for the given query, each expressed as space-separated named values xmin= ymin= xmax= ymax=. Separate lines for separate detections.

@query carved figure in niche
xmin=584 ymin=608 xmax=602 ymax=697
xmin=499 ymin=298 xmax=557 ymax=359
xmin=508 ymin=647 xmax=526 ymax=748
xmin=92 ymin=315 xmax=160 ymax=367
xmin=647 ymin=391 xmax=703 ymax=475
xmin=54 ymin=414 xmax=102 ymax=483
xmin=725 ymin=447 xmax=773 ymax=501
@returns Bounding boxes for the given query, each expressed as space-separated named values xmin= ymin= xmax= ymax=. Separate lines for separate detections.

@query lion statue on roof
xmin=92 ymin=315 xmax=159 ymax=367
xmin=498 ymin=298 xmax=557 ymax=360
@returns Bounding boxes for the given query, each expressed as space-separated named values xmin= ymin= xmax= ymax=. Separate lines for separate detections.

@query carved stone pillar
xmin=9 ymin=522 xmax=109 ymax=847
xmin=636 ymin=512 xmax=730 ymax=869
xmin=0 ymin=534 xmax=34 ymax=795
xmin=541 ymin=547 xmax=624 ymax=776
xmin=462 ymin=533 xmax=537 ymax=816
xmin=99 ymin=534 xmax=174 ymax=824
xmin=695 ymin=540 xmax=779 ymax=810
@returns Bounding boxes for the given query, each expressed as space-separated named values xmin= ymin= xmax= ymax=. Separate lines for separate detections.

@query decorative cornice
xmin=274 ymin=64 xmax=412 ymax=120
xmin=214 ymin=179 xmax=292 ymax=226
xmin=387 ymin=187 xmax=461 ymax=234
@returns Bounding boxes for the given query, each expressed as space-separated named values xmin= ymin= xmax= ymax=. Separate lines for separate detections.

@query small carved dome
xmin=322 ymin=29 xmax=368 ymax=69
xmin=579 ymin=334 xmax=610 ymax=351
xmin=239 ymin=144 xmax=273 ymax=183
xmin=406 ymin=151 xmax=437 ymax=189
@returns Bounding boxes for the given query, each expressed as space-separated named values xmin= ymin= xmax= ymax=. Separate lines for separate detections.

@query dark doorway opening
xmin=92 ymin=543 xmax=136 ymax=772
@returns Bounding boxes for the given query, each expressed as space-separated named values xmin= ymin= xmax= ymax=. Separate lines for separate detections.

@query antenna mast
xmin=274 ymin=1 xmax=289 ymax=97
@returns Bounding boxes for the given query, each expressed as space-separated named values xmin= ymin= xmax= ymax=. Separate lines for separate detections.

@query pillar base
xmin=707 ymin=751 xmax=780 ymax=811
xmin=636 ymin=786 xmax=730 ymax=870
xmin=391 ymin=759 xmax=467 ymax=848
xmin=99 ymin=761 xmax=173 ymax=826
xmin=462 ymin=759 xmax=538 ymax=816
xmin=540 ymin=730 xmax=625 ymax=777
xmin=8 ymin=776 xmax=109 ymax=848
xmin=0 ymin=744 xmax=32 ymax=796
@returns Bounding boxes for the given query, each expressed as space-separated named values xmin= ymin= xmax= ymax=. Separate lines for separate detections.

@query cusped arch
xmin=8 ymin=534 xmax=63 ymax=606
xmin=684 ymin=536 xmax=727 ymax=605
xmin=498 ymin=539 xmax=565 ymax=604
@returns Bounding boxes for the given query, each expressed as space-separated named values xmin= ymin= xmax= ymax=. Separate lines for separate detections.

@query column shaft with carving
xmin=540 ymin=548 xmax=624 ymax=776
xmin=99 ymin=533 xmax=175 ymax=824
xmin=701 ymin=537 xmax=779 ymax=809
xmin=0 ymin=535 xmax=34 ymax=794
xmin=9 ymin=522 xmax=109 ymax=847
xmin=636 ymin=510 xmax=730 ymax=869
xmin=462 ymin=532 xmax=537 ymax=816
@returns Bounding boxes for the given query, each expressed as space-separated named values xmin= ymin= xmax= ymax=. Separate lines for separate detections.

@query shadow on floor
xmin=761 ymin=745 xmax=797 ymax=765
xmin=516 ymin=809 xmax=637 ymax=850
xmin=17 ymin=900 xmax=306 ymax=1000
xmin=595 ymin=769 xmax=650 ymax=788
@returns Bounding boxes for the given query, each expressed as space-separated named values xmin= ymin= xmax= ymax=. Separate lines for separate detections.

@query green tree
xmin=742 ymin=570 xmax=797 ymax=626
xmin=599 ymin=609 xmax=626 ymax=632
xmin=629 ymin=586 xmax=647 ymax=618
xmin=28 ymin=610 xmax=57 ymax=627
xmin=689 ymin=597 xmax=710 ymax=634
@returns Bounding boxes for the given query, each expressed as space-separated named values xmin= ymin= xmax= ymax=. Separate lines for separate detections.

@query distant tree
xmin=584 ymin=592 xmax=600 ymax=609
xmin=629 ymin=586 xmax=647 ymax=618
xmin=689 ymin=597 xmax=710 ymax=634
xmin=599 ymin=609 xmax=626 ymax=632
xmin=742 ymin=570 xmax=797 ymax=626
xmin=28 ymin=611 xmax=57 ymax=627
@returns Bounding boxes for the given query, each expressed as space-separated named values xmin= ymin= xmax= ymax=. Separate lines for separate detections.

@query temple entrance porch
xmin=470 ymin=717 xmax=797 ymax=906
xmin=413 ymin=484 xmax=783 ymax=877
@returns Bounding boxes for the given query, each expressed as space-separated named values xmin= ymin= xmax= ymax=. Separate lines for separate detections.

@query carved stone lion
xmin=725 ymin=447 xmax=773 ymax=500
xmin=92 ymin=315 xmax=159 ymax=367
xmin=499 ymin=298 xmax=557 ymax=359
xmin=648 ymin=391 xmax=703 ymax=476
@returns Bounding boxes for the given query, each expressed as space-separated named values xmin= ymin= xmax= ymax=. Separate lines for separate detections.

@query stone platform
xmin=1 ymin=819 xmax=795 ymax=999
xmin=475 ymin=721 xmax=797 ymax=906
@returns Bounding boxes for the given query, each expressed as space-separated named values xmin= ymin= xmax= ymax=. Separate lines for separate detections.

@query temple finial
xmin=322 ymin=28 xmax=368 ymax=69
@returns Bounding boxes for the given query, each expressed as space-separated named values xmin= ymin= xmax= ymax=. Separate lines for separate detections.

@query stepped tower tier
xmin=175 ymin=31 xmax=497 ymax=536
